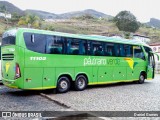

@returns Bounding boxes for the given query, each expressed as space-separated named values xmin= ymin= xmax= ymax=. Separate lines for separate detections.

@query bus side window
xmin=24 ymin=33 xmax=46 ymax=53
xmin=105 ymin=43 xmax=114 ymax=56
xmin=87 ymin=41 xmax=93 ymax=55
xmin=79 ymin=40 xmax=86 ymax=55
xmin=113 ymin=44 xmax=124 ymax=57
xmin=68 ymin=38 xmax=80 ymax=55
xmin=120 ymin=44 xmax=125 ymax=57
xmin=93 ymin=41 xmax=104 ymax=56
xmin=114 ymin=44 xmax=119 ymax=56
xmin=134 ymin=46 xmax=145 ymax=60
xmin=46 ymin=35 xmax=63 ymax=54
xmin=124 ymin=45 xmax=133 ymax=57
xmin=144 ymin=46 xmax=154 ymax=65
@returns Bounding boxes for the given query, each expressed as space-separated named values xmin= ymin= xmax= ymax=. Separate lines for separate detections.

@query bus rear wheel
xmin=57 ymin=76 xmax=70 ymax=93
xmin=138 ymin=73 xmax=145 ymax=84
xmin=75 ymin=75 xmax=87 ymax=91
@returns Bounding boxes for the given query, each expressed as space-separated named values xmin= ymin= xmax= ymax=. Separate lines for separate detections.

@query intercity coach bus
xmin=1 ymin=28 xmax=158 ymax=93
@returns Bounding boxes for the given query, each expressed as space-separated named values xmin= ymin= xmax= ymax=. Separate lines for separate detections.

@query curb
xmin=40 ymin=93 xmax=73 ymax=110
xmin=40 ymin=93 xmax=112 ymax=120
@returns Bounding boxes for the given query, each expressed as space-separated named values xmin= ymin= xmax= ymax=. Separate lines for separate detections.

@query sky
xmin=3 ymin=0 xmax=160 ymax=22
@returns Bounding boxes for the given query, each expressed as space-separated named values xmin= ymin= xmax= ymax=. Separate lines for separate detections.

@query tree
xmin=11 ymin=12 xmax=21 ymax=24
xmin=0 ymin=5 xmax=6 ymax=12
xmin=114 ymin=11 xmax=140 ymax=33
xmin=18 ymin=14 xmax=41 ymax=28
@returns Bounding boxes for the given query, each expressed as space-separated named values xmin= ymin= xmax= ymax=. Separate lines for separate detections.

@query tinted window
xmin=68 ymin=39 xmax=86 ymax=55
xmin=92 ymin=41 xmax=104 ymax=56
xmin=86 ymin=41 xmax=93 ymax=55
xmin=114 ymin=44 xmax=120 ymax=56
xmin=104 ymin=43 xmax=114 ymax=56
xmin=69 ymin=39 xmax=79 ymax=55
xmin=134 ymin=46 xmax=145 ymax=60
xmin=144 ymin=46 xmax=154 ymax=65
xmin=124 ymin=45 xmax=133 ymax=57
xmin=2 ymin=30 xmax=16 ymax=46
xmin=144 ymin=46 xmax=152 ymax=55
xmin=2 ymin=36 xmax=15 ymax=46
xmin=46 ymin=35 xmax=63 ymax=54
xmin=24 ymin=33 xmax=46 ymax=53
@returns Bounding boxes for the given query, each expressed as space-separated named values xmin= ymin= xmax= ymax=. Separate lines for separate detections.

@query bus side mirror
xmin=157 ymin=55 xmax=159 ymax=61
xmin=150 ymin=51 xmax=159 ymax=61
xmin=154 ymin=53 xmax=159 ymax=61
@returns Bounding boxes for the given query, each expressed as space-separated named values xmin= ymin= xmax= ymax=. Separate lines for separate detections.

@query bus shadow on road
xmin=0 ymin=83 xmax=3 ymax=85
xmin=7 ymin=90 xmax=43 ymax=96
xmin=41 ymin=81 xmax=152 ymax=95
xmin=1 ymin=81 xmax=152 ymax=96
xmin=87 ymin=81 xmax=151 ymax=89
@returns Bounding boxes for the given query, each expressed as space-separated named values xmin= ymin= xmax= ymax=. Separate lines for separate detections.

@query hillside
xmin=42 ymin=18 xmax=160 ymax=43
xmin=0 ymin=17 xmax=160 ymax=43
xmin=0 ymin=1 xmax=112 ymax=20
xmin=0 ymin=1 xmax=160 ymax=43
xmin=59 ymin=9 xmax=112 ymax=19
xmin=25 ymin=9 xmax=60 ymax=19
xmin=25 ymin=9 xmax=112 ymax=19
xmin=147 ymin=18 xmax=160 ymax=29
xmin=0 ymin=1 xmax=24 ymax=15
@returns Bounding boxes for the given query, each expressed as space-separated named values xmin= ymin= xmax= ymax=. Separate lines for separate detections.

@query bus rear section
xmin=1 ymin=30 xmax=22 ymax=89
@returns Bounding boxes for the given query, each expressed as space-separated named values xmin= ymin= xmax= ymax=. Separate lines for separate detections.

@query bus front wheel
xmin=75 ymin=75 xmax=87 ymax=91
xmin=138 ymin=73 xmax=145 ymax=84
xmin=57 ymin=77 xmax=70 ymax=93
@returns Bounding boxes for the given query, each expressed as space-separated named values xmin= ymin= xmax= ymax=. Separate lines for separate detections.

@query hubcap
xmin=78 ymin=78 xmax=85 ymax=88
xmin=60 ymin=81 xmax=68 ymax=89
xmin=140 ymin=75 xmax=144 ymax=81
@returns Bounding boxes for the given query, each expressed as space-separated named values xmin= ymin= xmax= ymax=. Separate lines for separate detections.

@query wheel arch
xmin=75 ymin=73 xmax=89 ymax=84
xmin=57 ymin=73 xmax=73 ymax=85
xmin=140 ymin=71 xmax=147 ymax=79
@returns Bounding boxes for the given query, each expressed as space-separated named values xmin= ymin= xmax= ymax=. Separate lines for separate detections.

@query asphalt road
xmin=42 ymin=74 xmax=160 ymax=111
xmin=0 ymin=84 xmax=104 ymax=119
xmin=0 ymin=85 xmax=69 ymax=111
xmin=0 ymin=74 xmax=160 ymax=119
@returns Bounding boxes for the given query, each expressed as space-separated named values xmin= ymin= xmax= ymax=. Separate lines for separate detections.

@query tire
xmin=75 ymin=75 xmax=87 ymax=91
xmin=138 ymin=73 xmax=145 ymax=84
xmin=57 ymin=77 xmax=70 ymax=93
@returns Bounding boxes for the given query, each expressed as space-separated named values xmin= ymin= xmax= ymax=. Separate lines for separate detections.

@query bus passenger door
xmin=147 ymin=53 xmax=155 ymax=79
xmin=43 ymin=68 xmax=56 ymax=89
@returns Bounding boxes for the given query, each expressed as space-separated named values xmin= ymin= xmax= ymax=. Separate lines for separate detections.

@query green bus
xmin=1 ymin=28 xmax=157 ymax=93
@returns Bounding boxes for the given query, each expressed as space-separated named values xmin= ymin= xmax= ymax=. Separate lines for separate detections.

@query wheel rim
xmin=140 ymin=75 xmax=144 ymax=81
xmin=60 ymin=80 xmax=68 ymax=90
xmin=78 ymin=78 xmax=85 ymax=89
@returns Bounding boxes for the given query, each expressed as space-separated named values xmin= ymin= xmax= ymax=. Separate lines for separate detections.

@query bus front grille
xmin=2 ymin=54 xmax=14 ymax=61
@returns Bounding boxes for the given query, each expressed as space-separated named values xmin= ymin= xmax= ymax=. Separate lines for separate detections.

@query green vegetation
xmin=0 ymin=13 xmax=160 ymax=43
xmin=114 ymin=11 xmax=140 ymax=33
xmin=0 ymin=5 xmax=7 ymax=12
xmin=18 ymin=14 xmax=41 ymax=28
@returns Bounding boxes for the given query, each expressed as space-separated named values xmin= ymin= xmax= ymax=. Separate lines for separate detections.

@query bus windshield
xmin=2 ymin=30 xmax=17 ymax=46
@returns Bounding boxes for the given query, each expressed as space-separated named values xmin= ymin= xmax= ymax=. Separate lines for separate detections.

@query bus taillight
xmin=15 ymin=63 xmax=21 ymax=79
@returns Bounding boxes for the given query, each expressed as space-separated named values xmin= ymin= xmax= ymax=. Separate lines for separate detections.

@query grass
xmin=42 ymin=19 xmax=160 ymax=43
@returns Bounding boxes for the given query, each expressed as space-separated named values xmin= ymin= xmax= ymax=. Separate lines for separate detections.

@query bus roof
xmin=9 ymin=28 xmax=150 ymax=47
